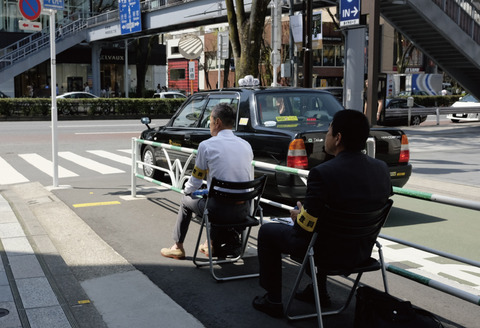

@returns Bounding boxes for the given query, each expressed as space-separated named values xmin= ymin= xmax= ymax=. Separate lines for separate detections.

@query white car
xmin=153 ymin=91 xmax=186 ymax=99
xmin=447 ymin=94 xmax=480 ymax=122
xmin=56 ymin=92 xmax=99 ymax=99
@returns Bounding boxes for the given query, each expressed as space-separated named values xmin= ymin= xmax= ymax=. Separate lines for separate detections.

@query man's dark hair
xmin=331 ymin=110 xmax=370 ymax=151
xmin=212 ymin=103 xmax=236 ymax=128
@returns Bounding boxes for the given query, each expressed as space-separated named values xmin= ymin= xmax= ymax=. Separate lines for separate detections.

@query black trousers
xmin=257 ymin=222 xmax=327 ymax=300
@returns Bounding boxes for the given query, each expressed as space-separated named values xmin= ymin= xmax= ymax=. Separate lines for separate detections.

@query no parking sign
xmin=18 ymin=0 xmax=42 ymax=21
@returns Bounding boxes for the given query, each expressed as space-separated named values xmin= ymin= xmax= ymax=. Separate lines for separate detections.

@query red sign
xmin=18 ymin=0 xmax=42 ymax=21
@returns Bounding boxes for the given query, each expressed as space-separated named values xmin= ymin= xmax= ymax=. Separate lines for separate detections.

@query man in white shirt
xmin=161 ymin=103 xmax=254 ymax=260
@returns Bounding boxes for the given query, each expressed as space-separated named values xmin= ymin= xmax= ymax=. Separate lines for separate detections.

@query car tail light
xmin=399 ymin=134 xmax=410 ymax=163
xmin=287 ymin=139 xmax=308 ymax=169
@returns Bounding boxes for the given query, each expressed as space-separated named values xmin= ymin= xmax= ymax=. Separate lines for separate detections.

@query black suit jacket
xmin=298 ymin=150 xmax=392 ymax=269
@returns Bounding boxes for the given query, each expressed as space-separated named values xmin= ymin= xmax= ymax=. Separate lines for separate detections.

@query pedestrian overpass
xmin=1 ymin=0 xmax=479 ymax=98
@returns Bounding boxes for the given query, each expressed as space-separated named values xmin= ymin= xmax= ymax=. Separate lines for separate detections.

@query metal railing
xmin=130 ymin=137 xmax=480 ymax=306
xmin=387 ymin=105 xmax=480 ymax=125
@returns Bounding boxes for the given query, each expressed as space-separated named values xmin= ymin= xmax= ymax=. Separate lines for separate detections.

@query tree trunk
xmin=226 ymin=0 xmax=269 ymax=84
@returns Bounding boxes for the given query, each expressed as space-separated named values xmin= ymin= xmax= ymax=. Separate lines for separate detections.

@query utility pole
xmin=271 ymin=0 xmax=282 ymax=86
xmin=364 ymin=0 xmax=381 ymax=125
xmin=303 ymin=0 xmax=313 ymax=88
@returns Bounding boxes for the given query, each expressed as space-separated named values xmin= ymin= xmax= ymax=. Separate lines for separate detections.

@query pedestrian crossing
xmin=0 ymin=149 xmax=134 ymax=185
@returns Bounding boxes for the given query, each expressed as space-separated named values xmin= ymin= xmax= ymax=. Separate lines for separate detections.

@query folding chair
xmin=285 ymin=199 xmax=394 ymax=328
xmin=192 ymin=175 xmax=267 ymax=281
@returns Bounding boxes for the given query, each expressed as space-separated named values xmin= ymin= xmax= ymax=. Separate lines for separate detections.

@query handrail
xmin=386 ymin=105 xmax=480 ymax=125
xmin=130 ymin=137 xmax=479 ymax=306
xmin=432 ymin=0 xmax=480 ymax=43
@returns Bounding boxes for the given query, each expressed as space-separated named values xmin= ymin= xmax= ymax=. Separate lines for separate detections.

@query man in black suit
xmin=253 ymin=110 xmax=392 ymax=317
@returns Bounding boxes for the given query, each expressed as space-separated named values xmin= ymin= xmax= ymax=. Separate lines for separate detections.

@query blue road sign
xmin=43 ymin=0 xmax=64 ymax=11
xmin=120 ymin=0 xmax=142 ymax=35
xmin=340 ymin=0 xmax=361 ymax=27
xmin=18 ymin=0 xmax=42 ymax=21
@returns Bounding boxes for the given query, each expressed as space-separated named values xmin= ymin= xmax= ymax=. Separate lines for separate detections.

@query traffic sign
xmin=18 ymin=20 xmax=42 ymax=31
xmin=119 ymin=0 xmax=142 ymax=35
xmin=18 ymin=0 xmax=42 ymax=21
xmin=340 ymin=0 xmax=360 ymax=27
xmin=43 ymin=0 xmax=64 ymax=11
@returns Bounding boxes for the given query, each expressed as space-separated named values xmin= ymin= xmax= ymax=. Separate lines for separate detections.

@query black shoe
xmin=295 ymin=284 xmax=332 ymax=307
xmin=252 ymin=294 xmax=284 ymax=318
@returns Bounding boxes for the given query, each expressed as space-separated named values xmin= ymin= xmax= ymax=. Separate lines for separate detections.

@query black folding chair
xmin=285 ymin=199 xmax=394 ymax=328
xmin=192 ymin=175 xmax=267 ymax=281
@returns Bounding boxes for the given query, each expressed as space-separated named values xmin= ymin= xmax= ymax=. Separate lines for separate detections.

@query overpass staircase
xmin=0 ymin=18 xmax=87 ymax=79
xmin=380 ymin=0 xmax=480 ymax=98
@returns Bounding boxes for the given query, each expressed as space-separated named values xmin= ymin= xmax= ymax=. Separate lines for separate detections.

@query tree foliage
xmin=225 ymin=0 xmax=270 ymax=84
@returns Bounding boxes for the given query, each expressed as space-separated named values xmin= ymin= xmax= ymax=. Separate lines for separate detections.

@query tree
xmin=225 ymin=0 xmax=270 ymax=84
xmin=135 ymin=35 xmax=158 ymax=97
xmin=395 ymin=31 xmax=414 ymax=74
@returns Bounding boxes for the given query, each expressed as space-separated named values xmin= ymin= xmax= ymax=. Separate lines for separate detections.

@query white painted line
xmin=19 ymin=154 xmax=78 ymax=178
xmin=0 ymin=157 xmax=29 ymax=185
xmin=59 ymin=151 xmax=124 ymax=174
xmin=87 ymin=150 xmax=132 ymax=166
xmin=118 ymin=149 xmax=132 ymax=154
xmin=75 ymin=131 xmax=140 ymax=135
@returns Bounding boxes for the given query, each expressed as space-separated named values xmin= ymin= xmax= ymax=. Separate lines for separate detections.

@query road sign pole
xmin=50 ymin=9 xmax=58 ymax=187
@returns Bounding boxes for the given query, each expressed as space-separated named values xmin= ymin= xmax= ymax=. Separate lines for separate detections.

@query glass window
xmin=170 ymin=68 xmax=185 ymax=81
xmin=256 ymin=92 xmax=343 ymax=128
xmin=198 ymin=95 xmax=239 ymax=128
xmin=171 ymin=97 xmax=207 ymax=128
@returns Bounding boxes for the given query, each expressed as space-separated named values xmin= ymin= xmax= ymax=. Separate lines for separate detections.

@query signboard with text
xmin=120 ymin=0 xmax=142 ymax=35
xmin=43 ymin=0 xmax=64 ymax=10
xmin=340 ymin=0 xmax=360 ymax=27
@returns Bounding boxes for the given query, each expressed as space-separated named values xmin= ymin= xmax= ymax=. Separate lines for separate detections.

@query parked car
xmin=153 ymin=92 xmax=186 ymax=99
xmin=382 ymin=98 xmax=427 ymax=126
xmin=446 ymin=94 xmax=480 ymax=122
xmin=56 ymin=92 xmax=99 ymax=115
xmin=139 ymin=87 xmax=412 ymax=202
xmin=56 ymin=92 xmax=99 ymax=99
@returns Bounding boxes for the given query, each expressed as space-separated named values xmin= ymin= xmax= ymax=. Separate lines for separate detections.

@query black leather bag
xmin=354 ymin=286 xmax=444 ymax=328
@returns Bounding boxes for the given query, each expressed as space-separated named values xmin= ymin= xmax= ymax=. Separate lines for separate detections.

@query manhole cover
xmin=0 ymin=308 xmax=9 ymax=317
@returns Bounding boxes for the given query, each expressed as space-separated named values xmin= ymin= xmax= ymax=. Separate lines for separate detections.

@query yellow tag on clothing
xmin=296 ymin=208 xmax=318 ymax=232
xmin=192 ymin=166 xmax=207 ymax=180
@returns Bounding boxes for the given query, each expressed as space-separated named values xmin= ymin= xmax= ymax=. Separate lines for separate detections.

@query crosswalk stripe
xmin=18 ymin=154 xmax=79 ymax=178
xmin=87 ymin=150 xmax=132 ymax=165
xmin=0 ymin=157 xmax=29 ymax=185
xmin=118 ymin=149 xmax=133 ymax=154
xmin=59 ymin=151 xmax=124 ymax=174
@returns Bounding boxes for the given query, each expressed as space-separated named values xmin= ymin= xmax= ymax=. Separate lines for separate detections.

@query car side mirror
xmin=141 ymin=117 xmax=151 ymax=129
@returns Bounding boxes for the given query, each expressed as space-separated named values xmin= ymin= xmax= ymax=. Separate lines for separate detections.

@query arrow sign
xmin=340 ymin=0 xmax=361 ymax=27
xmin=18 ymin=0 xmax=42 ymax=21
xmin=19 ymin=19 xmax=42 ymax=31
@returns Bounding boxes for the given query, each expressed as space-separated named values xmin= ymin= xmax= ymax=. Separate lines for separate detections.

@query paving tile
xmin=0 ymin=223 xmax=25 ymax=239
xmin=9 ymin=255 xmax=44 ymax=279
xmin=0 ymin=285 xmax=13 ymax=302
xmin=26 ymin=306 xmax=71 ymax=328
xmin=16 ymin=277 xmax=59 ymax=309
xmin=2 ymin=237 xmax=34 ymax=257
xmin=0 ymin=301 xmax=21 ymax=328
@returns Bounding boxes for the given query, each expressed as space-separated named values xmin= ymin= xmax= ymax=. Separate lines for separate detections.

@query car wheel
xmin=411 ymin=116 xmax=422 ymax=125
xmin=451 ymin=119 xmax=460 ymax=123
xmin=142 ymin=146 xmax=162 ymax=180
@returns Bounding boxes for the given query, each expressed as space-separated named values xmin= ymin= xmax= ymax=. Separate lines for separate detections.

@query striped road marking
xmin=59 ymin=151 xmax=124 ymax=174
xmin=0 ymin=157 xmax=29 ymax=185
xmin=19 ymin=153 xmax=78 ymax=178
xmin=87 ymin=150 xmax=132 ymax=165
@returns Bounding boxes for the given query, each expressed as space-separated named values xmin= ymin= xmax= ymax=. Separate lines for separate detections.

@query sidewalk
xmin=0 ymin=182 xmax=204 ymax=328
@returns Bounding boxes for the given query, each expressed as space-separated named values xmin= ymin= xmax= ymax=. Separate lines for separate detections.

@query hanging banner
xmin=312 ymin=10 xmax=323 ymax=49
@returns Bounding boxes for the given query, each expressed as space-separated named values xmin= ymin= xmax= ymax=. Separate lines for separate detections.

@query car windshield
xmin=459 ymin=94 xmax=478 ymax=103
xmin=255 ymin=92 xmax=343 ymax=128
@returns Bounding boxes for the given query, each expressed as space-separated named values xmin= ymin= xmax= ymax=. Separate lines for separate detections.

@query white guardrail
xmin=388 ymin=105 xmax=480 ymax=126
xmin=131 ymin=137 xmax=480 ymax=306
